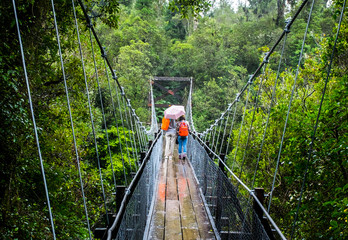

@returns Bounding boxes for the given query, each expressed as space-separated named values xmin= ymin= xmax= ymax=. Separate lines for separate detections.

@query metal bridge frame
xmin=149 ymin=76 xmax=192 ymax=108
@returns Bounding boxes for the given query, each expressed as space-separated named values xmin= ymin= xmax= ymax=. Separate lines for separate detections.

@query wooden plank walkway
xmin=146 ymin=146 xmax=215 ymax=240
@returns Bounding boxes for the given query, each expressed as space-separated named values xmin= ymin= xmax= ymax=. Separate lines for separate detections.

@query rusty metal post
xmin=253 ymin=188 xmax=275 ymax=240
xmin=148 ymin=140 xmax=153 ymax=149
xmin=116 ymin=185 xmax=126 ymax=213
xmin=204 ymin=141 xmax=210 ymax=152
xmin=140 ymin=151 xmax=146 ymax=164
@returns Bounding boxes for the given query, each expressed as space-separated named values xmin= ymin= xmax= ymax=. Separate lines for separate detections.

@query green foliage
xmin=169 ymin=0 xmax=212 ymax=18
xmin=1 ymin=0 xmax=346 ymax=239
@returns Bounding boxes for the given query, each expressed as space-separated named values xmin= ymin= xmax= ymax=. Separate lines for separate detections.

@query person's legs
xmin=169 ymin=133 xmax=176 ymax=158
xmin=165 ymin=134 xmax=171 ymax=158
xmin=178 ymin=136 xmax=183 ymax=158
xmin=182 ymin=136 xmax=188 ymax=159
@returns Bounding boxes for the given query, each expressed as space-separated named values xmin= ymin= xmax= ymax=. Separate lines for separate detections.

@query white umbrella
xmin=164 ymin=105 xmax=185 ymax=119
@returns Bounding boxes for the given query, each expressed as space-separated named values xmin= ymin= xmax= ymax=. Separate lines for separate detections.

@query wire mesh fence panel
xmin=115 ymin=136 xmax=162 ymax=240
xmin=188 ymin=135 xmax=270 ymax=240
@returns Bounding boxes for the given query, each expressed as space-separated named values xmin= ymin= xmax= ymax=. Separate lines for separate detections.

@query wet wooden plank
xmin=184 ymin=160 xmax=216 ymax=239
xmin=148 ymin=144 xmax=215 ymax=240
xmin=177 ymin=162 xmax=200 ymax=239
xmin=166 ymin=156 xmax=178 ymax=201
xmin=165 ymin=200 xmax=182 ymax=239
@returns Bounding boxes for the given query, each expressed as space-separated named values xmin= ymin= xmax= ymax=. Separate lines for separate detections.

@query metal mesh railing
xmin=187 ymin=135 xmax=270 ymax=240
xmin=108 ymin=134 xmax=163 ymax=240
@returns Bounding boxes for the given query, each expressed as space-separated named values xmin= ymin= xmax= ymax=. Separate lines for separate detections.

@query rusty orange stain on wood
xmin=158 ymin=183 xmax=166 ymax=202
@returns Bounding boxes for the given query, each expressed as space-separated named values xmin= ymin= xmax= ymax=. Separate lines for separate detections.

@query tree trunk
xmin=276 ymin=0 xmax=285 ymax=27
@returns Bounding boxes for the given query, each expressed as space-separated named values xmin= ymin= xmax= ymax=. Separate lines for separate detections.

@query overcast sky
xmin=212 ymin=0 xmax=248 ymax=11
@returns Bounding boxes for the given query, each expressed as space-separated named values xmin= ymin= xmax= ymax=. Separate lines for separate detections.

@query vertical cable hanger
xmin=137 ymin=113 xmax=146 ymax=150
xmin=86 ymin=24 xmax=118 ymax=193
xmin=12 ymin=0 xmax=56 ymax=238
xmin=130 ymin=108 xmax=142 ymax=153
xmin=211 ymin=120 xmax=218 ymax=148
xmin=224 ymin=95 xmax=239 ymax=156
xmin=131 ymin=109 xmax=143 ymax=159
xmin=121 ymin=89 xmax=137 ymax=171
xmin=239 ymin=59 xmax=268 ymax=181
xmin=137 ymin=119 xmax=145 ymax=151
xmin=77 ymin=0 xmax=145 ymax=173
xmin=252 ymin=20 xmax=290 ymax=188
xmin=290 ymin=0 xmax=346 ymax=238
xmin=114 ymin=81 xmax=133 ymax=173
xmin=134 ymin=114 xmax=144 ymax=151
xmin=80 ymin=23 xmax=109 ymax=225
xmin=103 ymin=59 xmax=128 ymax=186
xmin=268 ymin=0 xmax=315 ymax=213
xmin=127 ymin=99 xmax=140 ymax=167
xmin=214 ymin=113 xmax=225 ymax=153
xmin=232 ymin=77 xmax=252 ymax=171
xmin=52 ymin=0 xmax=92 ymax=238
xmin=219 ymin=104 xmax=232 ymax=155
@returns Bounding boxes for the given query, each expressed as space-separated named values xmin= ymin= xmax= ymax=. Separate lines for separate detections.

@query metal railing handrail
xmin=107 ymin=131 xmax=162 ymax=240
xmin=191 ymin=132 xmax=287 ymax=240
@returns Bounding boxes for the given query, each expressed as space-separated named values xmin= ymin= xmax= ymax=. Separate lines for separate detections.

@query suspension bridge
xmin=9 ymin=0 xmax=346 ymax=239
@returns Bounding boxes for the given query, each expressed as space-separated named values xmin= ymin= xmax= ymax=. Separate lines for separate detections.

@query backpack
xmin=161 ymin=117 xmax=170 ymax=131
xmin=178 ymin=121 xmax=189 ymax=136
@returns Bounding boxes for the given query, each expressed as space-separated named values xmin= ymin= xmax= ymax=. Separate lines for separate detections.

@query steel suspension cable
xmin=219 ymin=104 xmax=232 ymax=155
xmin=139 ymin=119 xmax=146 ymax=149
xmin=12 ymin=0 xmax=56 ymax=238
xmin=121 ymin=94 xmax=137 ymax=171
xmin=210 ymin=120 xmax=218 ymax=147
xmin=207 ymin=126 xmax=213 ymax=144
xmin=51 ymin=0 xmax=92 ymax=237
xmin=209 ymin=125 xmax=215 ymax=145
xmin=239 ymin=64 xmax=267 ymax=180
xmin=268 ymin=0 xmax=315 ymax=213
xmin=205 ymin=0 xmax=310 ymax=149
xmin=133 ymin=110 xmax=144 ymax=153
xmin=290 ymin=1 xmax=346 ymax=238
xmin=104 ymin=61 xmax=128 ymax=186
xmin=131 ymin=109 xmax=142 ymax=152
xmin=206 ymin=128 xmax=211 ymax=143
xmin=140 ymin=123 xmax=148 ymax=149
xmin=232 ymin=81 xmax=252 ymax=171
xmin=252 ymin=24 xmax=290 ymax=188
xmin=126 ymin=100 xmax=139 ymax=166
xmin=135 ymin=116 xmax=145 ymax=151
xmin=77 ymin=0 xmax=145 ymax=149
xmin=214 ymin=113 xmax=224 ymax=153
xmin=224 ymin=96 xmax=239 ymax=156
xmin=81 ymin=26 xmax=109 ymax=225
xmin=86 ymin=25 xmax=118 ymax=193
xmin=137 ymin=119 xmax=145 ymax=151
xmin=114 ymin=82 xmax=133 ymax=172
